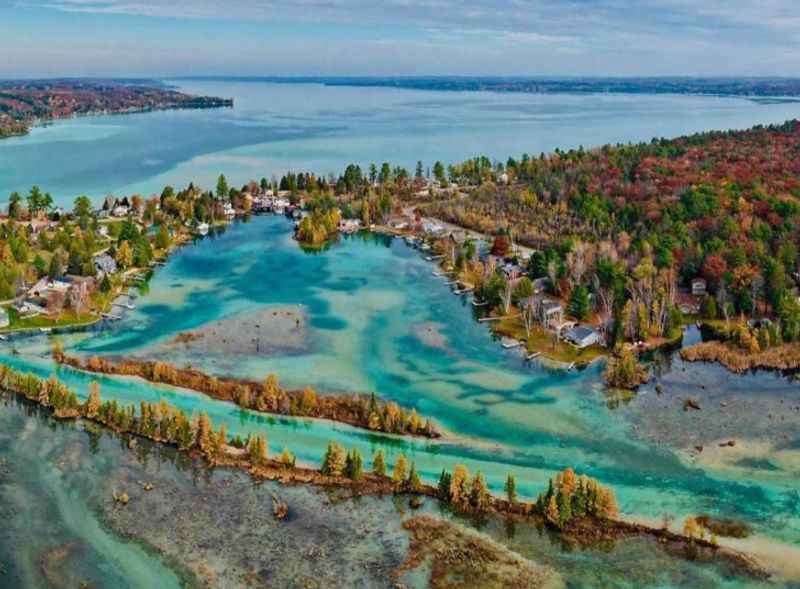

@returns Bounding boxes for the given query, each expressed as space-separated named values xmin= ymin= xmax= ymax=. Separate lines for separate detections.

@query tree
xmin=155 ymin=224 xmax=170 ymax=250
xmin=216 ymin=174 xmax=229 ymax=199
xmin=321 ymin=442 xmax=346 ymax=476
xmin=116 ymin=241 xmax=133 ymax=269
xmin=437 ymin=469 xmax=452 ymax=500
xmin=449 ymin=464 xmax=469 ymax=505
xmin=8 ymin=191 xmax=22 ymax=219
xmin=344 ymin=448 xmax=363 ymax=480
xmin=372 ymin=449 xmax=386 ymax=476
xmin=568 ymin=285 xmax=590 ymax=320
xmin=406 ymin=462 xmax=421 ymax=491
xmin=505 ymin=473 xmax=517 ymax=505
xmin=392 ymin=453 xmax=408 ymax=486
xmin=248 ymin=434 xmax=268 ymax=466
xmin=433 ymin=161 xmax=447 ymax=186
xmin=73 ymin=195 xmax=92 ymax=219
xmin=195 ymin=412 xmax=213 ymax=453
xmin=512 ymin=276 xmax=534 ymax=304
xmin=777 ymin=294 xmax=800 ymax=342
xmin=100 ymin=274 xmax=112 ymax=293
xmin=469 ymin=472 xmax=490 ymax=512
xmin=86 ymin=381 xmax=101 ymax=418
xmin=47 ymin=254 xmax=62 ymax=280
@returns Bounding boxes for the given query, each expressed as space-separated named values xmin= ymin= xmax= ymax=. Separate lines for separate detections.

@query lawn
xmin=491 ymin=316 xmax=606 ymax=366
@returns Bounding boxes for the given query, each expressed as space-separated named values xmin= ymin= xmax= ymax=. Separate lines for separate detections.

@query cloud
xmin=7 ymin=0 xmax=800 ymax=76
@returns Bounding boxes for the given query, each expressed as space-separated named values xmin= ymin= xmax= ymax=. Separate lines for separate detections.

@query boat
xmin=39 ymin=327 xmax=52 ymax=334
xmin=197 ymin=223 xmax=210 ymax=235
xmin=501 ymin=338 xmax=522 ymax=349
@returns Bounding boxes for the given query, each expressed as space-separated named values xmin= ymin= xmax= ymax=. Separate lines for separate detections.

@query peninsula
xmin=0 ymin=79 xmax=232 ymax=138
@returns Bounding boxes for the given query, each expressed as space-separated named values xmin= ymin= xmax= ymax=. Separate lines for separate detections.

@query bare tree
xmin=521 ymin=296 xmax=536 ymax=337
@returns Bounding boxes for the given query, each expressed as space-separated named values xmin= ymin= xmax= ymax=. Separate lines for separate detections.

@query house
xmin=564 ymin=325 xmax=602 ymax=348
xmin=13 ymin=300 xmax=45 ymax=317
xmin=0 ymin=307 xmax=9 ymax=328
xmin=532 ymin=277 xmax=549 ymax=294
xmin=93 ymin=253 xmax=117 ymax=277
xmin=338 ymin=219 xmax=362 ymax=234
xmin=223 ymin=202 xmax=236 ymax=219
xmin=112 ymin=205 xmax=130 ymax=218
xmin=500 ymin=263 xmax=523 ymax=281
xmin=538 ymin=298 xmax=564 ymax=329
xmin=691 ymin=278 xmax=707 ymax=297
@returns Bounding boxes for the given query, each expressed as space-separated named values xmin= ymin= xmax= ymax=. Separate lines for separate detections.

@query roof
xmin=566 ymin=326 xmax=598 ymax=340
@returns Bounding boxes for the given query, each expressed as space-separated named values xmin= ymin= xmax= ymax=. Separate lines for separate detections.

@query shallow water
xmin=0 ymin=396 xmax=775 ymax=589
xmin=2 ymin=79 xmax=800 ymax=206
xmin=1 ymin=216 xmax=798 ymax=587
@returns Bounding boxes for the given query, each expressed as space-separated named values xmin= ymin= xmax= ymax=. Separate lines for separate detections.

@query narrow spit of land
xmin=53 ymin=349 xmax=441 ymax=439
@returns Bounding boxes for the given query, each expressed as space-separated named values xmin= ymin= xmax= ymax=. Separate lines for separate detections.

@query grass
xmin=491 ymin=316 xmax=606 ymax=365
xmin=3 ymin=307 xmax=99 ymax=332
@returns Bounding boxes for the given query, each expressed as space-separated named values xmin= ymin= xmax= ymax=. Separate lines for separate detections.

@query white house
xmin=691 ymin=278 xmax=708 ymax=297
xmin=564 ymin=325 xmax=602 ymax=348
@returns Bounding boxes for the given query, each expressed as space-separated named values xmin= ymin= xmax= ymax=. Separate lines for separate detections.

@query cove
xmin=1 ymin=215 xmax=798 ymax=574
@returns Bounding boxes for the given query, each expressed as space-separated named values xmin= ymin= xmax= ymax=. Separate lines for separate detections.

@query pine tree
xmin=449 ymin=464 xmax=469 ymax=505
xmin=344 ymin=448 xmax=363 ymax=480
xmin=406 ymin=462 xmax=421 ymax=491
xmin=504 ymin=473 xmax=517 ymax=505
xmin=437 ymin=469 xmax=452 ymax=501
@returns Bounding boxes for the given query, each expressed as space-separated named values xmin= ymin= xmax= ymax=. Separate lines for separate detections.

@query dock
xmin=102 ymin=313 xmax=122 ymax=320
xmin=501 ymin=339 xmax=522 ymax=349
xmin=471 ymin=300 xmax=487 ymax=307
xmin=112 ymin=302 xmax=136 ymax=310
xmin=454 ymin=287 xmax=474 ymax=294
xmin=526 ymin=352 xmax=541 ymax=360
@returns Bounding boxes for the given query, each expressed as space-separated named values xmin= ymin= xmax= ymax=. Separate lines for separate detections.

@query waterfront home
xmin=564 ymin=325 xmax=602 ymax=348
xmin=13 ymin=300 xmax=45 ymax=317
xmin=0 ymin=307 xmax=9 ymax=328
xmin=112 ymin=205 xmax=130 ymax=218
xmin=93 ymin=253 xmax=118 ymax=277
xmin=422 ymin=220 xmax=446 ymax=236
xmin=691 ymin=278 xmax=708 ymax=297
xmin=223 ymin=202 xmax=236 ymax=219
xmin=537 ymin=298 xmax=564 ymax=329
xmin=338 ymin=219 xmax=362 ymax=234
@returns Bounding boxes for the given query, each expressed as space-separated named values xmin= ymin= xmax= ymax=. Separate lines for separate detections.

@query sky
xmin=1 ymin=0 xmax=799 ymax=77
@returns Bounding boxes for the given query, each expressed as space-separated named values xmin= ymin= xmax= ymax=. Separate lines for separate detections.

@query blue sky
xmin=1 ymin=0 xmax=799 ymax=77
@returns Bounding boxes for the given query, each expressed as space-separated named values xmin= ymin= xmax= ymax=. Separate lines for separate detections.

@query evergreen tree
xmin=437 ymin=469 xmax=452 ymax=500
xmin=505 ymin=473 xmax=517 ymax=505
xmin=344 ymin=448 xmax=363 ymax=480
xmin=406 ymin=462 xmax=421 ymax=491
xmin=568 ymin=285 xmax=591 ymax=320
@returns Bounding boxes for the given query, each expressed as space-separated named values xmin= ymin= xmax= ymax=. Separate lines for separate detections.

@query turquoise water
xmin=2 ymin=216 xmax=798 ymax=587
xmin=3 ymin=79 xmax=800 ymax=207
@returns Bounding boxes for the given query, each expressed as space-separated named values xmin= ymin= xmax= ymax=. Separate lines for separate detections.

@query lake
xmin=1 ymin=80 xmax=800 ymax=587
xmin=2 ymin=79 xmax=800 ymax=207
